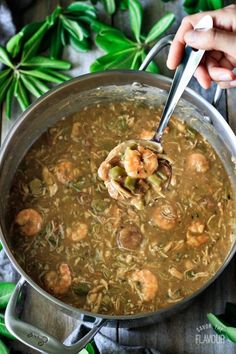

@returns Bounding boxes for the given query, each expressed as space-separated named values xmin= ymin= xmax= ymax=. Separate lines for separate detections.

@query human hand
xmin=167 ymin=4 xmax=236 ymax=89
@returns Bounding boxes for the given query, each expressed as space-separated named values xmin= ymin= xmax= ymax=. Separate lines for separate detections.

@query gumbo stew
xmin=7 ymin=101 xmax=235 ymax=316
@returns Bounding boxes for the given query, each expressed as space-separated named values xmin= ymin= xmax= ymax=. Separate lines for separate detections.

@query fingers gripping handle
xmin=5 ymin=278 xmax=106 ymax=354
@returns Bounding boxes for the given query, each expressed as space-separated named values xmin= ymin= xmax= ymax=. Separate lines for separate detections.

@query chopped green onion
xmin=124 ymin=176 xmax=136 ymax=191
xmin=108 ymin=166 xmax=125 ymax=180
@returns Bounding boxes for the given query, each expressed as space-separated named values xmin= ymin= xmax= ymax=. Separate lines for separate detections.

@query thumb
xmin=184 ymin=28 xmax=236 ymax=58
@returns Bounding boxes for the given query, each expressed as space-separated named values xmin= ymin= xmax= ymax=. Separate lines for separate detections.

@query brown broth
xmin=7 ymin=101 xmax=235 ymax=315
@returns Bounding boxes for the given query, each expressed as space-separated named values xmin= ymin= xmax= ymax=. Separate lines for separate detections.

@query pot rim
xmin=1 ymin=69 xmax=236 ymax=321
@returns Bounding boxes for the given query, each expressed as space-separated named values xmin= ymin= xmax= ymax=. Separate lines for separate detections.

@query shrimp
xmin=123 ymin=146 xmax=158 ymax=179
xmin=186 ymin=153 xmax=209 ymax=173
xmin=15 ymin=208 xmax=43 ymax=236
xmin=150 ymin=203 xmax=177 ymax=230
xmin=98 ymin=161 xmax=111 ymax=182
xmin=131 ymin=269 xmax=158 ymax=302
xmin=54 ymin=160 xmax=80 ymax=184
xmin=139 ymin=130 xmax=155 ymax=140
xmin=186 ymin=220 xmax=209 ymax=247
xmin=66 ymin=222 xmax=88 ymax=242
xmin=44 ymin=263 xmax=72 ymax=295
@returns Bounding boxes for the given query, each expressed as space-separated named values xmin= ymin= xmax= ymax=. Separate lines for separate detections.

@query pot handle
xmin=5 ymin=277 xmax=106 ymax=354
xmin=139 ymin=34 xmax=223 ymax=109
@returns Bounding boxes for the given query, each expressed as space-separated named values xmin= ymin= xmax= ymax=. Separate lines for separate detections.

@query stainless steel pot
xmin=0 ymin=36 xmax=236 ymax=354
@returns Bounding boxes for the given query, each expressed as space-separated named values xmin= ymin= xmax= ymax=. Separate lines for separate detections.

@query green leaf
xmin=40 ymin=68 xmax=71 ymax=81
xmin=0 ymin=339 xmax=9 ymax=354
xmin=61 ymin=26 xmax=67 ymax=46
xmin=69 ymin=36 xmax=91 ymax=52
xmin=90 ymin=48 xmax=138 ymax=71
xmin=119 ymin=0 xmax=129 ymax=10
xmin=145 ymin=13 xmax=175 ymax=44
xmin=207 ymin=313 xmax=236 ymax=343
xmin=0 ymin=76 xmax=13 ymax=106
xmin=130 ymin=50 xmax=143 ymax=69
xmin=0 ymin=313 xmax=15 ymax=339
xmin=0 ymin=243 xmax=2 ymax=251
xmin=5 ymin=77 xmax=17 ymax=119
xmin=89 ymin=19 xmax=113 ymax=33
xmin=0 ymin=282 xmax=16 ymax=309
xmin=0 ymin=69 xmax=11 ymax=84
xmin=128 ymin=0 xmax=143 ymax=42
xmin=20 ymin=74 xmax=42 ymax=98
xmin=67 ymin=2 xmax=96 ymax=16
xmin=21 ymin=56 xmax=71 ymax=70
xmin=49 ymin=20 xmax=64 ymax=59
xmin=95 ymin=28 xmax=136 ymax=52
xmin=21 ymin=21 xmax=50 ymax=62
xmin=0 ymin=47 xmax=14 ymax=68
xmin=61 ymin=16 xmax=84 ymax=41
xmin=15 ymin=78 xmax=30 ymax=110
xmin=102 ymin=0 xmax=116 ymax=14
xmin=6 ymin=32 xmax=24 ymax=58
xmin=7 ymin=22 xmax=43 ymax=58
xmin=85 ymin=343 xmax=95 ymax=354
xmin=207 ymin=0 xmax=223 ymax=10
xmin=46 ymin=6 xmax=62 ymax=26
xmin=24 ymin=76 xmax=50 ymax=94
xmin=21 ymin=69 xmax=70 ymax=83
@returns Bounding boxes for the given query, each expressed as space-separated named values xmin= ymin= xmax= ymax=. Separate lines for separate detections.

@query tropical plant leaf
xmin=61 ymin=16 xmax=84 ymax=41
xmin=130 ymin=50 xmax=143 ymax=69
xmin=207 ymin=0 xmax=222 ymax=9
xmin=128 ymin=0 xmax=143 ymax=42
xmin=145 ymin=12 xmax=175 ymax=44
xmin=0 ymin=313 xmax=15 ymax=339
xmin=0 ymin=76 xmax=13 ymax=106
xmin=95 ymin=28 xmax=136 ymax=52
xmin=89 ymin=19 xmax=113 ymax=33
xmin=21 ymin=56 xmax=71 ymax=70
xmin=0 ymin=47 xmax=13 ymax=68
xmin=15 ymin=79 xmax=30 ymax=110
xmin=85 ymin=343 xmax=95 ymax=354
xmin=66 ymin=2 xmax=96 ymax=16
xmin=40 ymin=68 xmax=71 ymax=81
xmin=46 ymin=5 xmax=62 ymax=26
xmin=90 ymin=48 xmax=137 ymax=71
xmin=20 ymin=74 xmax=42 ymax=98
xmin=0 ymin=69 xmax=11 ymax=84
xmin=69 ymin=36 xmax=91 ymax=52
xmin=0 ymin=243 xmax=2 ymax=251
xmin=5 ymin=77 xmax=17 ymax=119
xmin=102 ymin=0 xmax=116 ymax=14
xmin=0 ymin=282 xmax=16 ymax=309
xmin=25 ymin=76 xmax=50 ymax=94
xmin=6 ymin=32 xmax=24 ymax=58
xmin=21 ymin=69 xmax=70 ymax=84
xmin=0 ymin=339 xmax=9 ymax=354
xmin=21 ymin=21 xmax=50 ymax=62
xmin=49 ymin=20 xmax=63 ymax=59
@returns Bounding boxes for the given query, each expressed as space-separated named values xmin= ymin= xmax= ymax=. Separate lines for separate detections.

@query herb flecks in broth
xmin=8 ymin=101 xmax=234 ymax=316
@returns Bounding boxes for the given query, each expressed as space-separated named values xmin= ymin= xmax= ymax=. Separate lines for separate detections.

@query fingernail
xmin=230 ymin=80 xmax=236 ymax=87
xmin=217 ymin=73 xmax=233 ymax=81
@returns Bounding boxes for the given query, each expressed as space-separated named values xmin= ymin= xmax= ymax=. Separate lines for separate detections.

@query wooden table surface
xmin=1 ymin=1 xmax=236 ymax=353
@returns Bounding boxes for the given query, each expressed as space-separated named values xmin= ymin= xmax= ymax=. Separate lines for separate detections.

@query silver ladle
xmin=105 ymin=14 xmax=213 ymax=161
